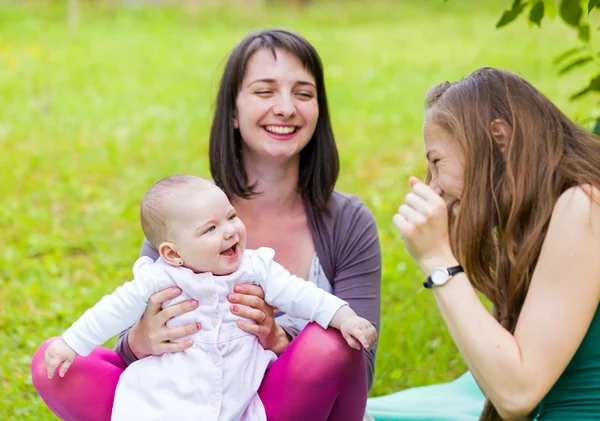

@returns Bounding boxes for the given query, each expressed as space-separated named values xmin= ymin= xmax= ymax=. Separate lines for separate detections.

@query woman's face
xmin=423 ymin=115 xmax=466 ymax=214
xmin=234 ymin=48 xmax=319 ymax=165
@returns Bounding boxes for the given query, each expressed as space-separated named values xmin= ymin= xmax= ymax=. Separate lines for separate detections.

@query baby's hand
xmin=44 ymin=339 xmax=77 ymax=378
xmin=340 ymin=315 xmax=378 ymax=351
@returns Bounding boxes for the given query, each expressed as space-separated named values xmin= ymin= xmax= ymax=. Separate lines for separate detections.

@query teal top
xmin=537 ymin=304 xmax=600 ymax=420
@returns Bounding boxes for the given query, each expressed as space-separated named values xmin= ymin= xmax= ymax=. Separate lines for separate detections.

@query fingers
xmin=156 ymin=340 xmax=194 ymax=355
xmin=231 ymin=305 xmax=267 ymax=324
xmin=45 ymin=354 xmax=62 ymax=379
xmin=342 ymin=331 xmax=362 ymax=351
xmin=58 ymin=357 xmax=73 ymax=378
xmin=351 ymin=328 xmax=369 ymax=350
xmin=412 ymin=180 xmax=445 ymax=203
xmin=367 ymin=325 xmax=378 ymax=346
xmin=237 ymin=320 xmax=270 ymax=339
xmin=362 ymin=325 xmax=378 ymax=350
xmin=393 ymin=213 xmax=411 ymax=232
xmin=164 ymin=323 xmax=202 ymax=341
xmin=232 ymin=283 xmax=265 ymax=299
xmin=397 ymin=203 xmax=427 ymax=226
xmin=147 ymin=287 xmax=182 ymax=315
xmin=350 ymin=323 xmax=378 ymax=351
xmin=228 ymin=292 xmax=270 ymax=313
xmin=405 ymin=192 xmax=433 ymax=215
xmin=409 ymin=176 xmax=421 ymax=188
xmin=157 ymin=299 xmax=198 ymax=326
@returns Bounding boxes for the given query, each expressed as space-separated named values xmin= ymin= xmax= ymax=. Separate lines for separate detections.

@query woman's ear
xmin=490 ymin=119 xmax=511 ymax=153
xmin=233 ymin=110 xmax=239 ymax=129
xmin=159 ymin=241 xmax=183 ymax=267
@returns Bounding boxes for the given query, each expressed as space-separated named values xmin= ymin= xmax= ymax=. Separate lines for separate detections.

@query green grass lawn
xmin=0 ymin=0 xmax=595 ymax=418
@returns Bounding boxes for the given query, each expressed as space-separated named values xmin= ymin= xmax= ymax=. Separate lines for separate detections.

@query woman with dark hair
xmin=394 ymin=67 xmax=600 ymax=420
xmin=31 ymin=29 xmax=381 ymax=421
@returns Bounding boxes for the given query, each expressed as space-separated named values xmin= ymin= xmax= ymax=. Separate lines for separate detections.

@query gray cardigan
xmin=114 ymin=190 xmax=382 ymax=389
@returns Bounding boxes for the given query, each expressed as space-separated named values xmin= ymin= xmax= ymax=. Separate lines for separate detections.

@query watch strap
xmin=423 ymin=265 xmax=464 ymax=289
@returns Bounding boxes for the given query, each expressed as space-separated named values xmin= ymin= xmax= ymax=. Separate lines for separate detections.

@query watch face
xmin=431 ymin=268 xmax=450 ymax=286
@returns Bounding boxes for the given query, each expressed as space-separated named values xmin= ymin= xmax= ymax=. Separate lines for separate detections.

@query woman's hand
xmin=393 ymin=177 xmax=455 ymax=270
xmin=128 ymin=287 xmax=201 ymax=359
xmin=228 ymin=284 xmax=290 ymax=356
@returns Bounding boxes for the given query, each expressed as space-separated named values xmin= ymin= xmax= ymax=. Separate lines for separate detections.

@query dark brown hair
xmin=425 ymin=67 xmax=600 ymax=421
xmin=209 ymin=28 xmax=339 ymax=213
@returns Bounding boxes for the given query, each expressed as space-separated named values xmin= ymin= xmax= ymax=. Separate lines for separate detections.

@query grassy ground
xmin=0 ymin=0 xmax=595 ymax=419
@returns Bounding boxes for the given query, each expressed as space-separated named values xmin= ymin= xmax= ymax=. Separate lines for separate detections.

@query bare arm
xmin=395 ymin=182 xmax=600 ymax=420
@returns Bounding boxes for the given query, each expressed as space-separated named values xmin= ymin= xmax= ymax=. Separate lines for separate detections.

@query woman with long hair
xmin=394 ymin=67 xmax=600 ymax=420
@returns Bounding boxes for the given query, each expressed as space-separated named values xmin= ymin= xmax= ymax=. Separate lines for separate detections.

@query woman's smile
xmin=262 ymin=124 xmax=300 ymax=140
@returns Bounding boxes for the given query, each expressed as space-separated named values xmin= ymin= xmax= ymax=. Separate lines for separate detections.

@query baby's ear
xmin=159 ymin=242 xmax=183 ymax=267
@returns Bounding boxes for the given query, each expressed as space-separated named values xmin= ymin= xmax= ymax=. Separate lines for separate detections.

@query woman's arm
xmin=396 ymin=182 xmax=600 ymax=420
xmin=330 ymin=197 xmax=382 ymax=390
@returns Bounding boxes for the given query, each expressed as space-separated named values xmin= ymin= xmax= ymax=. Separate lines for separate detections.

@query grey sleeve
xmin=332 ymin=199 xmax=382 ymax=391
xmin=113 ymin=239 xmax=158 ymax=366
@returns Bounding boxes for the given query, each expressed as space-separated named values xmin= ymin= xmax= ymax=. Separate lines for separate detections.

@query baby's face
xmin=169 ymin=186 xmax=246 ymax=275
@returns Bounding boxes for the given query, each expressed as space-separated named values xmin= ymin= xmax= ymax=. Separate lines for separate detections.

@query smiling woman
xmin=394 ymin=67 xmax=600 ymax=421
xmin=30 ymin=29 xmax=382 ymax=421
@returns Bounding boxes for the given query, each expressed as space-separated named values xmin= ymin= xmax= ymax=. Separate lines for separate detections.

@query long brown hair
xmin=425 ymin=67 xmax=600 ymax=420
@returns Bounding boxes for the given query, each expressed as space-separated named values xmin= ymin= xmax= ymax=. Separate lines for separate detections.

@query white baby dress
xmin=61 ymin=247 xmax=346 ymax=421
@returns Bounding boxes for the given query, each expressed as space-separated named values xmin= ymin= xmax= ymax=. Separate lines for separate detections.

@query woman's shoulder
xmin=554 ymin=185 xmax=600 ymax=218
xmin=547 ymin=185 xmax=600 ymax=241
xmin=326 ymin=190 xmax=374 ymax=219
xmin=313 ymin=190 xmax=379 ymax=245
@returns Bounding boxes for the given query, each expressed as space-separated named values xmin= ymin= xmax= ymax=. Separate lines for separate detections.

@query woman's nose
xmin=273 ymin=93 xmax=296 ymax=118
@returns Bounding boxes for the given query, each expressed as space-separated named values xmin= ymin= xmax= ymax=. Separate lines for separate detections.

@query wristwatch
xmin=424 ymin=265 xmax=464 ymax=289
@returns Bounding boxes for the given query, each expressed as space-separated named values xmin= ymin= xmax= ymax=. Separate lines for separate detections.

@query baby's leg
xmin=259 ymin=322 xmax=367 ymax=421
xmin=31 ymin=337 xmax=125 ymax=421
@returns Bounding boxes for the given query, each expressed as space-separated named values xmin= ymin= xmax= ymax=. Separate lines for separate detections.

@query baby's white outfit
xmin=62 ymin=248 xmax=346 ymax=421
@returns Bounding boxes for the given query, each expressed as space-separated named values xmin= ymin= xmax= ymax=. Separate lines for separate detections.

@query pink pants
xmin=31 ymin=323 xmax=367 ymax=421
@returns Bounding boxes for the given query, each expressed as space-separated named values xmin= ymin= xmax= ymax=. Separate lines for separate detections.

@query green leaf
xmin=496 ymin=0 xmax=527 ymax=28
xmin=530 ymin=1 xmax=545 ymax=26
xmin=593 ymin=118 xmax=600 ymax=135
xmin=589 ymin=0 xmax=599 ymax=14
xmin=543 ymin=0 xmax=557 ymax=19
xmin=559 ymin=0 xmax=583 ymax=27
xmin=559 ymin=56 xmax=593 ymax=74
xmin=570 ymin=74 xmax=600 ymax=100
xmin=553 ymin=46 xmax=585 ymax=64
xmin=579 ymin=23 xmax=591 ymax=42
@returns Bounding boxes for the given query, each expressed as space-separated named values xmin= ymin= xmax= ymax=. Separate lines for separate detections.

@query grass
xmin=0 ymin=0 xmax=595 ymax=419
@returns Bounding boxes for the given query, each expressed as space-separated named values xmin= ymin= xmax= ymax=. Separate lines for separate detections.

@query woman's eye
xmin=295 ymin=92 xmax=314 ymax=99
xmin=255 ymin=90 xmax=273 ymax=96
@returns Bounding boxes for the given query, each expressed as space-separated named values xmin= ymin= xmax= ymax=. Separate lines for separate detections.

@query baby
xmin=44 ymin=175 xmax=377 ymax=421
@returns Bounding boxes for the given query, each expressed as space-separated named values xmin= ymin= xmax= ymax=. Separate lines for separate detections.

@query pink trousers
xmin=31 ymin=323 xmax=367 ymax=421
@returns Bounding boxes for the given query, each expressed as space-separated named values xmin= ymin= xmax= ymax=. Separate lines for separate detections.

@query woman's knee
xmin=293 ymin=323 xmax=363 ymax=374
xmin=31 ymin=336 xmax=62 ymax=391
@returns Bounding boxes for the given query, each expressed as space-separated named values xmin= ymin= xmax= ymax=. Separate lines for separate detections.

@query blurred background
xmin=1 ymin=0 xmax=597 ymax=419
